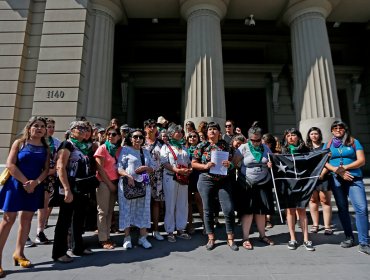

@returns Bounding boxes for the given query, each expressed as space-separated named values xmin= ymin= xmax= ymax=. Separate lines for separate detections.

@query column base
xmin=299 ymin=117 xmax=341 ymax=143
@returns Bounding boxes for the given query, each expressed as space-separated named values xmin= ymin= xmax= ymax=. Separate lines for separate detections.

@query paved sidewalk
xmin=1 ymin=213 xmax=369 ymax=280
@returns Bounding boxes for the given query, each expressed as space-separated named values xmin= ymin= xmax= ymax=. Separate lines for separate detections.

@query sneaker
xmin=358 ymin=244 xmax=370 ymax=255
xmin=152 ymin=231 xmax=164 ymax=241
xmin=122 ymin=236 xmax=132 ymax=250
xmin=340 ymin=237 xmax=355 ymax=248
xmin=287 ymin=240 xmax=298 ymax=250
xmin=138 ymin=236 xmax=152 ymax=249
xmin=303 ymin=241 xmax=315 ymax=251
xmin=25 ymin=237 xmax=36 ymax=248
xmin=35 ymin=231 xmax=50 ymax=244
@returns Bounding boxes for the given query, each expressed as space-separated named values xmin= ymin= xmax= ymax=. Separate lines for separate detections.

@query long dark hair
xmin=125 ymin=128 xmax=146 ymax=147
xmin=306 ymin=127 xmax=323 ymax=149
xmin=262 ymin=133 xmax=277 ymax=153
xmin=330 ymin=120 xmax=354 ymax=146
xmin=282 ymin=127 xmax=306 ymax=150
xmin=105 ymin=126 xmax=122 ymax=146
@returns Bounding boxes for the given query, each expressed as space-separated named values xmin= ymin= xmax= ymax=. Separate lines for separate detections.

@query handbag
xmin=122 ymin=148 xmax=147 ymax=200
xmin=166 ymin=144 xmax=190 ymax=185
xmin=74 ymin=175 xmax=100 ymax=194
xmin=0 ymin=168 xmax=10 ymax=185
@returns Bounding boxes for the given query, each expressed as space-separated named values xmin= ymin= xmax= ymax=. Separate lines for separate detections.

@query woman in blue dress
xmin=0 ymin=116 xmax=49 ymax=275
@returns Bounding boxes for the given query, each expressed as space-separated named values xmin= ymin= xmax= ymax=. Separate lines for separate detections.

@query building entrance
xmin=131 ymin=88 xmax=182 ymax=128
xmin=225 ymin=88 xmax=268 ymax=136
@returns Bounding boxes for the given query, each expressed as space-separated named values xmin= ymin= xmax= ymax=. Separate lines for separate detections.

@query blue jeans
xmin=197 ymin=174 xmax=235 ymax=234
xmin=331 ymin=176 xmax=369 ymax=245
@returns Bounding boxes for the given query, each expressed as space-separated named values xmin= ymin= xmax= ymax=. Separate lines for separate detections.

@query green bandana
xmin=70 ymin=137 xmax=89 ymax=155
xmin=288 ymin=144 xmax=299 ymax=154
xmin=169 ymin=138 xmax=185 ymax=149
xmin=105 ymin=140 xmax=118 ymax=158
xmin=248 ymin=140 xmax=263 ymax=162
xmin=47 ymin=136 xmax=55 ymax=154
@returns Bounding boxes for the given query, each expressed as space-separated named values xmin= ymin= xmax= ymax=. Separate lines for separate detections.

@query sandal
xmin=324 ymin=228 xmax=334 ymax=235
xmin=167 ymin=234 xmax=176 ymax=243
xmin=177 ymin=231 xmax=191 ymax=240
xmin=206 ymin=239 xmax=215 ymax=251
xmin=259 ymin=236 xmax=275 ymax=246
xmin=100 ymin=241 xmax=114 ymax=250
xmin=310 ymin=225 xmax=319 ymax=233
xmin=242 ymin=239 xmax=253 ymax=250
xmin=265 ymin=221 xmax=273 ymax=229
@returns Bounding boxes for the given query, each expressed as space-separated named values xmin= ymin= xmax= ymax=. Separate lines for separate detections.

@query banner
xmin=270 ymin=149 xmax=329 ymax=209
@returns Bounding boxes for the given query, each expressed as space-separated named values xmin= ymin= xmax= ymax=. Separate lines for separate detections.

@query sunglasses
xmin=225 ymin=124 xmax=232 ymax=128
xmin=107 ymin=132 xmax=118 ymax=137
xmin=250 ymin=139 xmax=261 ymax=143
xmin=132 ymin=135 xmax=144 ymax=140
xmin=188 ymin=135 xmax=198 ymax=139
xmin=73 ymin=126 xmax=87 ymax=132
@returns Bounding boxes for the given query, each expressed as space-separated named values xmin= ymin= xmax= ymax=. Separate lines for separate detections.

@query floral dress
xmin=144 ymin=139 xmax=164 ymax=201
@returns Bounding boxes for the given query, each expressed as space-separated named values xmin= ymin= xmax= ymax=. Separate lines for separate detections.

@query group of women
xmin=0 ymin=116 xmax=369 ymax=278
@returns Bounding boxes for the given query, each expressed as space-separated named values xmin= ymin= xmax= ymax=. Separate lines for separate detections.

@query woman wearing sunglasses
xmin=233 ymin=124 xmax=274 ymax=250
xmin=94 ymin=126 xmax=122 ymax=249
xmin=161 ymin=125 xmax=192 ymax=242
xmin=324 ymin=121 xmax=369 ymax=255
xmin=117 ymin=129 xmax=154 ymax=249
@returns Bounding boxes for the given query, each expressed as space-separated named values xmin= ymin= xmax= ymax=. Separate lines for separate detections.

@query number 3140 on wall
xmin=47 ymin=90 xmax=65 ymax=99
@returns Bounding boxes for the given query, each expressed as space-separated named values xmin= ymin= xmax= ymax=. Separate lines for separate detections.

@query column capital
xmin=283 ymin=0 xmax=332 ymax=25
xmin=180 ymin=0 xmax=229 ymax=20
xmin=91 ymin=0 xmax=123 ymax=23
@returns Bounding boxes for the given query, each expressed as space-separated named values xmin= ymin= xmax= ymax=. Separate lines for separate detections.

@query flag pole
xmin=268 ymin=153 xmax=284 ymax=224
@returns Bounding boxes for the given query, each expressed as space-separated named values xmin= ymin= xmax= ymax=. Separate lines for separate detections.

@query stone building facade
xmin=0 ymin=0 xmax=369 ymax=172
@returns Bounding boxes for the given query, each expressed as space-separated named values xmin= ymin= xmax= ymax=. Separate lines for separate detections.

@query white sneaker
xmin=152 ymin=231 xmax=164 ymax=241
xmin=122 ymin=236 xmax=132 ymax=250
xmin=138 ymin=236 xmax=152 ymax=249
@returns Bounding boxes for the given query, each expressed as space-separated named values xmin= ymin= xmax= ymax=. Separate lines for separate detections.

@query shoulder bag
xmin=122 ymin=148 xmax=147 ymax=199
xmin=0 ymin=168 xmax=10 ymax=185
xmin=166 ymin=144 xmax=189 ymax=185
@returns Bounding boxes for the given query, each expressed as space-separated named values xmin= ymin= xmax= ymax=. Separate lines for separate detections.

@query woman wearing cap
xmin=0 ymin=116 xmax=49 ymax=274
xmin=160 ymin=125 xmax=192 ymax=242
xmin=233 ymin=124 xmax=275 ymax=250
xmin=94 ymin=126 xmax=122 ymax=249
xmin=324 ymin=121 xmax=369 ymax=254
xmin=117 ymin=129 xmax=154 ymax=249
xmin=52 ymin=121 xmax=95 ymax=263
xmin=192 ymin=122 xmax=238 ymax=251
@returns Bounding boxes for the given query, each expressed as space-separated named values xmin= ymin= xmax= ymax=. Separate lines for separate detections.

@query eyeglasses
xmin=225 ymin=124 xmax=232 ymax=128
xmin=249 ymin=139 xmax=261 ymax=143
xmin=132 ymin=135 xmax=144 ymax=140
xmin=188 ymin=135 xmax=197 ymax=139
xmin=107 ymin=132 xmax=117 ymax=137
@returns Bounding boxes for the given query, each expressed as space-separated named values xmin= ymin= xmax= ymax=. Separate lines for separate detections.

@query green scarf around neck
xmin=169 ymin=138 xmax=185 ymax=149
xmin=70 ymin=137 xmax=89 ymax=155
xmin=248 ymin=140 xmax=264 ymax=162
xmin=288 ymin=144 xmax=299 ymax=154
xmin=47 ymin=136 xmax=55 ymax=154
xmin=105 ymin=140 xmax=118 ymax=158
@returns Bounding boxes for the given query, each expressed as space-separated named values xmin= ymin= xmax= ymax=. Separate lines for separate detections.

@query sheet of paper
xmin=209 ymin=150 xmax=229 ymax=175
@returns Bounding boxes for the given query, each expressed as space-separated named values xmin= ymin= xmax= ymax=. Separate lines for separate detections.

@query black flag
xmin=270 ymin=149 xmax=329 ymax=209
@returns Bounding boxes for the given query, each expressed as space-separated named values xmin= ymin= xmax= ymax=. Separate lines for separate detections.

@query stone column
xmin=284 ymin=0 xmax=341 ymax=141
xmin=181 ymin=0 xmax=229 ymax=128
xmin=85 ymin=0 xmax=122 ymax=125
